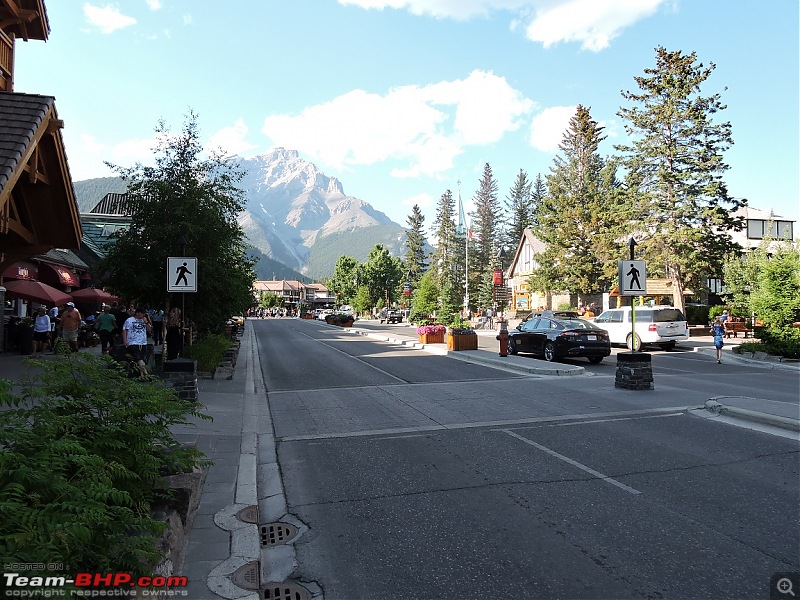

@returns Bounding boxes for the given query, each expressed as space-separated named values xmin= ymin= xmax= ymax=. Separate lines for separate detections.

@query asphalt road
xmin=254 ymin=318 xmax=800 ymax=600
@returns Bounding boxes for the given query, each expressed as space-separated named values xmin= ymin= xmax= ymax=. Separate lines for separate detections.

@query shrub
xmin=0 ymin=353 xmax=210 ymax=575
xmin=185 ymin=334 xmax=235 ymax=371
xmin=686 ymin=305 xmax=711 ymax=325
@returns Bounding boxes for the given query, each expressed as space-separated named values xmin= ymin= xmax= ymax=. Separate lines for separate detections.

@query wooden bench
xmin=723 ymin=321 xmax=753 ymax=338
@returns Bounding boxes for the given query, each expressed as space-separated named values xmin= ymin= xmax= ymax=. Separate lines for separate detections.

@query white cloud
xmin=145 ymin=0 xmax=162 ymax=9
xmin=529 ymin=105 xmax=575 ymax=153
xmin=401 ymin=192 xmax=434 ymax=209
xmin=262 ymin=70 xmax=533 ymax=179
xmin=206 ymin=119 xmax=258 ymax=158
xmin=526 ymin=0 xmax=665 ymax=51
xmin=83 ymin=3 xmax=137 ymax=34
xmin=339 ymin=0 xmax=666 ymax=51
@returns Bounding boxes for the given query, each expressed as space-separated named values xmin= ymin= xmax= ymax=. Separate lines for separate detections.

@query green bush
xmin=185 ymin=334 xmax=235 ymax=371
xmin=0 ymin=353 xmax=210 ymax=574
xmin=707 ymin=305 xmax=727 ymax=320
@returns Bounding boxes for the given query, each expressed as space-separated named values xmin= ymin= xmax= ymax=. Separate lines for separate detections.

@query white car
xmin=592 ymin=305 xmax=689 ymax=351
xmin=339 ymin=305 xmax=354 ymax=316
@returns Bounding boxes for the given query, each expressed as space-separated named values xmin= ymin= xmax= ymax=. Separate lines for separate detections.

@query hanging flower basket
xmin=417 ymin=324 xmax=446 ymax=344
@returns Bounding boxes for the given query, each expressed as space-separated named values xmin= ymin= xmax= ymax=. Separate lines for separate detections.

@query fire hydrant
xmin=496 ymin=319 xmax=509 ymax=357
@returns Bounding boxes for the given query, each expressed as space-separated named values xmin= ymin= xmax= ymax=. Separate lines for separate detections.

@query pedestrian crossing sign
xmin=168 ymin=257 xmax=197 ymax=292
xmin=618 ymin=260 xmax=647 ymax=295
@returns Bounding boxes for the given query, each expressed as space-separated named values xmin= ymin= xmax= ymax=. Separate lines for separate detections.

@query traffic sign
xmin=618 ymin=260 xmax=646 ymax=295
xmin=168 ymin=257 xmax=197 ymax=292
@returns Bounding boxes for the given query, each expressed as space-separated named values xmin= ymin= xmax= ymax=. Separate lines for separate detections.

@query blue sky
xmin=14 ymin=1 xmax=799 ymax=233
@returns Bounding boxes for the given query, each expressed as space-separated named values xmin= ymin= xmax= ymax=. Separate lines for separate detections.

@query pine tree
xmin=403 ymin=204 xmax=428 ymax=284
xmin=470 ymin=163 xmax=501 ymax=306
xmin=530 ymin=174 xmax=547 ymax=227
xmin=431 ymin=189 xmax=461 ymax=310
xmin=616 ymin=47 xmax=745 ymax=314
xmin=505 ymin=169 xmax=533 ymax=255
xmin=533 ymin=105 xmax=622 ymax=299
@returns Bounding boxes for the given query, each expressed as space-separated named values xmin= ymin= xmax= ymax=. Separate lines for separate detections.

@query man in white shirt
xmin=123 ymin=307 xmax=152 ymax=375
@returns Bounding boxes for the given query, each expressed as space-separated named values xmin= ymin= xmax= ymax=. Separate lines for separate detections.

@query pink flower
xmin=417 ymin=324 xmax=446 ymax=335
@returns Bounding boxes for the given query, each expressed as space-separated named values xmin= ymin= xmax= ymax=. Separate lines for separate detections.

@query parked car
xmin=339 ymin=305 xmax=354 ymax=316
xmin=592 ymin=305 xmax=689 ymax=351
xmin=379 ymin=309 xmax=402 ymax=324
xmin=507 ymin=315 xmax=611 ymax=363
xmin=315 ymin=309 xmax=333 ymax=320
xmin=521 ymin=309 xmax=581 ymax=322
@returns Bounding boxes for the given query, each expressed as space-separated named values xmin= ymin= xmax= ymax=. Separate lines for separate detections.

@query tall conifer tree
xmin=403 ymin=204 xmax=428 ymax=284
xmin=505 ymin=169 xmax=533 ymax=255
xmin=616 ymin=47 xmax=744 ymax=314
xmin=470 ymin=163 xmax=501 ymax=308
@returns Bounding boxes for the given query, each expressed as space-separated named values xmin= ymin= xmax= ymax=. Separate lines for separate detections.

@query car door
xmin=529 ymin=318 xmax=552 ymax=355
xmin=512 ymin=318 xmax=539 ymax=352
xmin=594 ymin=309 xmax=625 ymax=344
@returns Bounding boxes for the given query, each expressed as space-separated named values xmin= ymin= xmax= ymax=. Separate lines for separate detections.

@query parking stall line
xmin=501 ymin=429 xmax=642 ymax=495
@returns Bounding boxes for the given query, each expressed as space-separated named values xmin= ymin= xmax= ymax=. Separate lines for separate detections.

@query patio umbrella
xmin=3 ymin=279 xmax=73 ymax=306
xmin=70 ymin=287 xmax=120 ymax=303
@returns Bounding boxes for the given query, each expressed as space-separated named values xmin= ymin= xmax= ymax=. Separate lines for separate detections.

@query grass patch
xmin=735 ymin=340 xmax=800 ymax=359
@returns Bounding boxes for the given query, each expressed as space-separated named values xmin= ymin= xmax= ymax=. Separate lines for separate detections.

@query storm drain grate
xmin=262 ymin=582 xmax=311 ymax=600
xmin=231 ymin=561 xmax=260 ymax=590
xmin=236 ymin=505 xmax=259 ymax=524
xmin=260 ymin=522 xmax=299 ymax=546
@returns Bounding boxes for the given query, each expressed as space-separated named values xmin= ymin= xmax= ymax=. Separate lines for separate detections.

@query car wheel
xmin=626 ymin=333 xmax=642 ymax=352
xmin=588 ymin=356 xmax=603 ymax=364
xmin=508 ymin=339 xmax=518 ymax=355
xmin=660 ymin=342 xmax=676 ymax=351
xmin=543 ymin=342 xmax=556 ymax=362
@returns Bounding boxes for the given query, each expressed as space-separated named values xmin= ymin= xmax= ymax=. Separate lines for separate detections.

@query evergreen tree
xmin=616 ymin=47 xmax=745 ymax=314
xmin=534 ymin=104 xmax=622 ymax=300
xmin=101 ymin=113 xmax=255 ymax=334
xmin=363 ymin=244 xmax=403 ymax=307
xmin=331 ymin=256 xmax=359 ymax=305
xmin=403 ymin=204 xmax=428 ymax=284
xmin=530 ymin=174 xmax=547 ymax=227
xmin=505 ymin=169 xmax=533 ymax=255
xmin=431 ymin=189 xmax=461 ymax=309
xmin=470 ymin=163 xmax=501 ymax=305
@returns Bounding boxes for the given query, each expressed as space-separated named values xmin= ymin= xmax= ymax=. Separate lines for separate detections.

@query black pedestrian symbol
xmin=175 ymin=262 xmax=192 ymax=286
xmin=626 ymin=263 xmax=641 ymax=290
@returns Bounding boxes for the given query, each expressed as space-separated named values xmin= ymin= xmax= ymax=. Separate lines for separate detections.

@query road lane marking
xmin=277 ymin=406 xmax=695 ymax=441
xmin=501 ymin=429 xmax=642 ymax=495
xmin=514 ymin=412 xmax=684 ymax=428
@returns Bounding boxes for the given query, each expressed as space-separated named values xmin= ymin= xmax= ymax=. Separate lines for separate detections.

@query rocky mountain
xmin=237 ymin=148 xmax=406 ymax=278
xmin=73 ymin=149 xmax=409 ymax=280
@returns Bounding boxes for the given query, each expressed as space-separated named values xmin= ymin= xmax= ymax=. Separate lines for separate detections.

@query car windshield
xmin=559 ymin=318 xmax=603 ymax=330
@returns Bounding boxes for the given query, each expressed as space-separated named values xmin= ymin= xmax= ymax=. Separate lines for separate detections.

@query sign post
xmin=168 ymin=257 xmax=197 ymax=358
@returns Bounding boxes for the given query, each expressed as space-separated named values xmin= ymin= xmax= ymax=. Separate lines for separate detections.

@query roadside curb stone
xmin=705 ymin=398 xmax=800 ymax=433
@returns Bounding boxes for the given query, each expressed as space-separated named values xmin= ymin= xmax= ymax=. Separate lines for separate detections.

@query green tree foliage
xmin=470 ymin=163 xmax=501 ymax=299
xmin=504 ymin=169 xmax=533 ymax=255
xmin=724 ymin=243 xmax=800 ymax=349
xmin=408 ymin=270 xmax=439 ymax=323
xmin=363 ymin=244 xmax=403 ymax=307
xmin=530 ymin=174 xmax=547 ymax=227
xmin=331 ymin=255 xmax=360 ymax=305
xmin=534 ymin=105 xmax=623 ymax=298
xmin=352 ymin=285 xmax=372 ymax=315
xmin=403 ymin=204 xmax=429 ymax=284
xmin=431 ymin=189 xmax=463 ymax=309
xmin=100 ymin=113 xmax=255 ymax=334
xmin=259 ymin=291 xmax=283 ymax=309
xmin=616 ymin=47 xmax=745 ymax=314
xmin=0 ymin=353 xmax=208 ymax=573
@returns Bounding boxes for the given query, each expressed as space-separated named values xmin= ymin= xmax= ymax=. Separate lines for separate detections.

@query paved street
xmin=252 ymin=318 xmax=800 ymax=600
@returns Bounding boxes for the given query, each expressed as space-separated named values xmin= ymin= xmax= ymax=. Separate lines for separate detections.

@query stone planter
xmin=447 ymin=332 xmax=478 ymax=351
xmin=418 ymin=332 xmax=445 ymax=344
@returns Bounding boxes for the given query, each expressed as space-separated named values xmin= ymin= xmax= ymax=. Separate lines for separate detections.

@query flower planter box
xmin=447 ymin=332 xmax=478 ymax=351
xmin=418 ymin=332 xmax=445 ymax=344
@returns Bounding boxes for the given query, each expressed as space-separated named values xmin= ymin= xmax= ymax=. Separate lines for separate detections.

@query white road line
xmin=501 ymin=429 xmax=642 ymax=495
xmin=539 ymin=412 xmax=684 ymax=427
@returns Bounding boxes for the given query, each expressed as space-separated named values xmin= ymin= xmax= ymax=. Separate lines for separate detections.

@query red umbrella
xmin=3 ymin=279 xmax=73 ymax=306
xmin=70 ymin=287 xmax=120 ymax=303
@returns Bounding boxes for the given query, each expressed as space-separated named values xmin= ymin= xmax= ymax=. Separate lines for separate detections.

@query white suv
xmin=593 ymin=305 xmax=689 ymax=351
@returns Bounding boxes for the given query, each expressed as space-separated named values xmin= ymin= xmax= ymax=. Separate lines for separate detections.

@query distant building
xmin=253 ymin=280 xmax=335 ymax=310
xmin=730 ymin=206 xmax=795 ymax=252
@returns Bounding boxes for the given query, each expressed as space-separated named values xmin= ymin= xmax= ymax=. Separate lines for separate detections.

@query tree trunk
xmin=671 ymin=274 xmax=686 ymax=315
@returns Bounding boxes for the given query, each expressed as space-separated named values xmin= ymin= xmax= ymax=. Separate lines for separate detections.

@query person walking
xmin=165 ymin=306 xmax=182 ymax=360
xmin=711 ymin=317 xmax=725 ymax=364
xmin=150 ymin=307 xmax=164 ymax=346
xmin=123 ymin=307 xmax=152 ymax=375
xmin=96 ymin=306 xmax=117 ymax=355
xmin=58 ymin=302 xmax=82 ymax=353
xmin=32 ymin=307 xmax=51 ymax=354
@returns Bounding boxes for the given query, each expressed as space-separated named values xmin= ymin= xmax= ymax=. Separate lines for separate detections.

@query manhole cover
xmin=231 ymin=561 xmax=260 ymax=590
xmin=262 ymin=582 xmax=311 ymax=600
xmin=236 ymin=505 xmax=259 ymax=524
xmin=260 ymin=522 xmax=299 ymax=546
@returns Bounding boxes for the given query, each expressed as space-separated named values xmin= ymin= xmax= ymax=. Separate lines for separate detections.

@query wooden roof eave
xmin=0 ymin=102 xmax=82 ymax=249
xmin=0 ymin=0 xmax=49 ymax=41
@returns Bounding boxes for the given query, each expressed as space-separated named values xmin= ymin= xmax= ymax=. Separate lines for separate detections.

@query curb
xmin=704 ymin=399 xmax=800 ymax=432
xmin=693 ymin=346 xmax=800 ymax=371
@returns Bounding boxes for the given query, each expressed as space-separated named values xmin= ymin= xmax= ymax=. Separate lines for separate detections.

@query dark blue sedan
xmin=508 ymin=316 xmax=611 ymax=363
